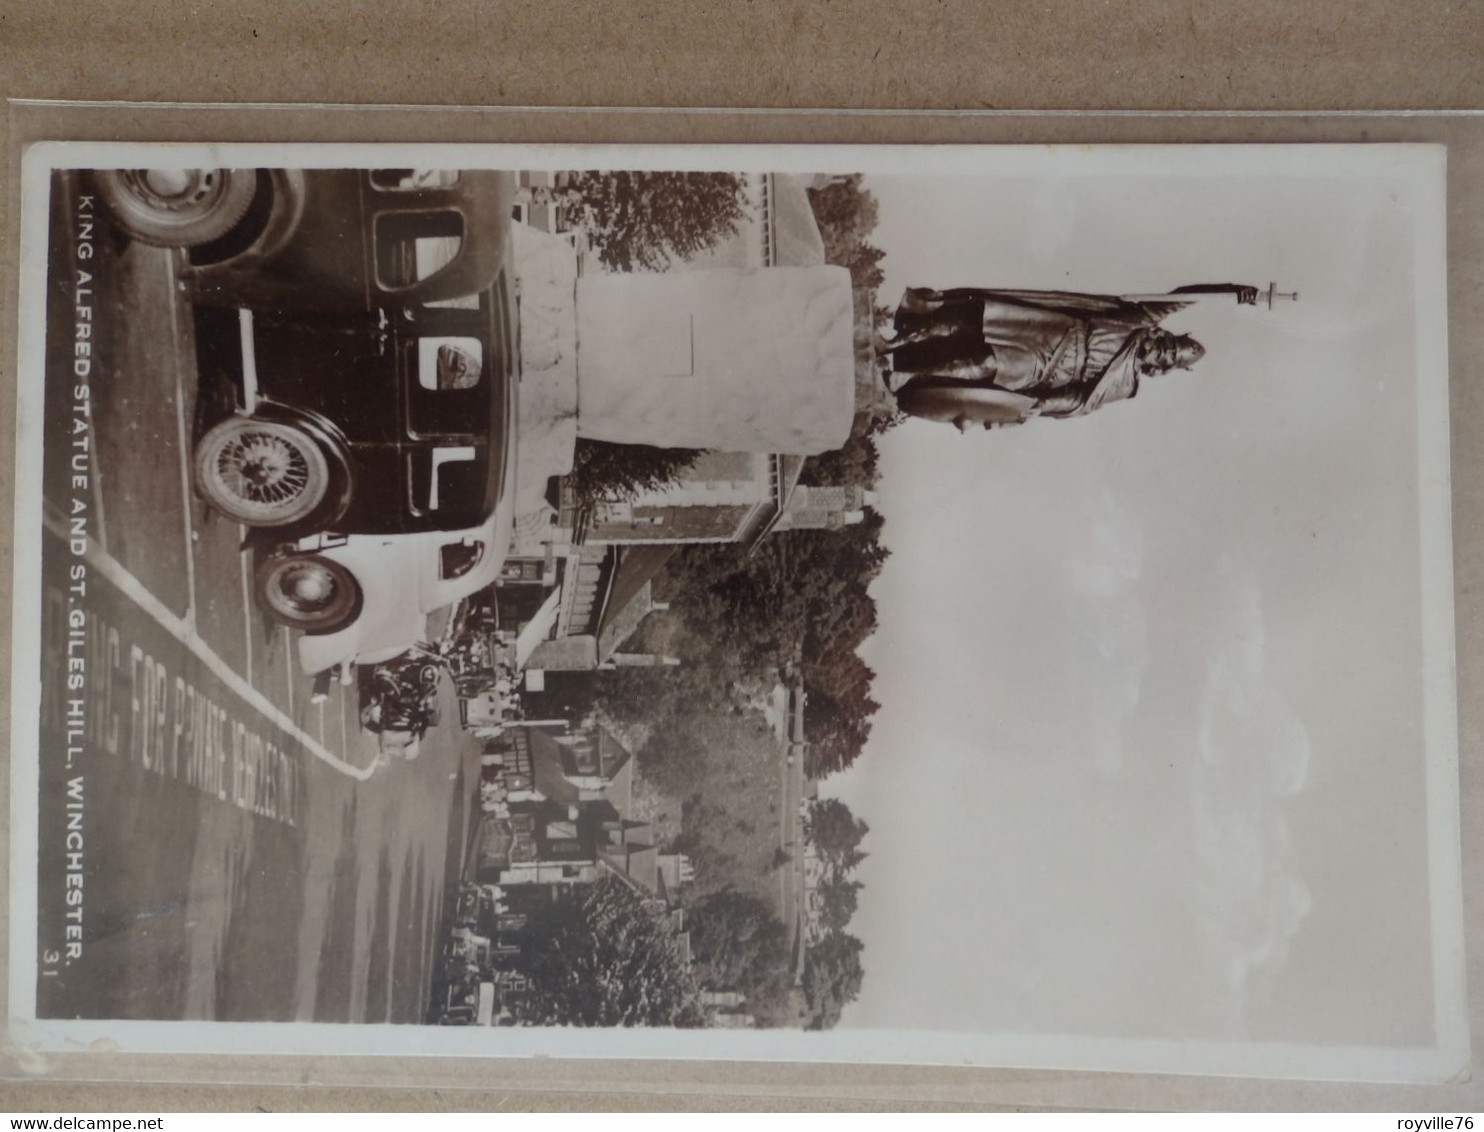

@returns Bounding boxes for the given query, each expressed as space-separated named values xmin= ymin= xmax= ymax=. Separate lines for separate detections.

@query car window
xmin=418 ymin=336 xmax=483 ymax=391
xmin=415 ymin=236 xmax=480 ymax=310
xmin=375 ymin=210 xmax=465 ymax=293
xmin=440 ymin=538 xmax=485 ymax=579
xmin=414 ymin=235 xmax=461 ymax=280
xmin=370 ymin=169 xmax=462 ymax=191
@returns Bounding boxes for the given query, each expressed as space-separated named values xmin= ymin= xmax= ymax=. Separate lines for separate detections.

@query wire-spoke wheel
xmin=194 ymin=416 xmax=330 ymax=527
xmin=255 ymin=554 xmax=360 ymax=634
xmin=95 ymin=168 xmax=257 ymax=248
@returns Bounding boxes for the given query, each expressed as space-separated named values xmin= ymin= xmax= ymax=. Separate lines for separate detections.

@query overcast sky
xmin=825 ymin=148 xmax=1455 ymax=1053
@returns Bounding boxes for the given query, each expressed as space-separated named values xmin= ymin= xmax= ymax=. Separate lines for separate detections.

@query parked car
xmin=95 ymin=167 xmax=520 ymax=673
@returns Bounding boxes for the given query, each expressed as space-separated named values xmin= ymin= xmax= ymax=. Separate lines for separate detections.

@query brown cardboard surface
xmin=0 ymin=3 xmax=1482 ymax=1111
xmin=0 ymin=0 xmax=1482 ymax=111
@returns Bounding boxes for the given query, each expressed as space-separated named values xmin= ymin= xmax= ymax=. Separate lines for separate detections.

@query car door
xmin=395 ymin=301 xmax=495 ymax=528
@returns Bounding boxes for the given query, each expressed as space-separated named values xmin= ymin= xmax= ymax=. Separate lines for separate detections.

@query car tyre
xmin=95 ymin=168 xmax=257 ymax=248
xmin=195 ymin=415 xmax=331 ymax=527
xmin=255 ymin=554 xmax=361 ymax=635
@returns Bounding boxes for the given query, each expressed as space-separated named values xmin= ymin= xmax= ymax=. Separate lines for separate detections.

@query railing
xmin=758 ymin=173 xmax=777 ymax=267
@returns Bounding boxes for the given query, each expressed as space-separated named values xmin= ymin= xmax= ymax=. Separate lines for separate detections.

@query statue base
xmin=575 ymin=265 xmax=856 ymax=455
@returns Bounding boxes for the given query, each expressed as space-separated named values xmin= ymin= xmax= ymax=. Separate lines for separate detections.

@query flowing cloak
xmin=890 ymin=286 xmax=1195 ymax=418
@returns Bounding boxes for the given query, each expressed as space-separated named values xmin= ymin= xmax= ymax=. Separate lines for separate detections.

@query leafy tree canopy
xmin=515 ymin=877 xmax=705 ymax=1028
xmin=567 ymin=439 xmax=703 ymax=507
xmin=686 ymin=889 xmax=795 ymax=1022
xmin=801 ymin=414 xmax=884 ymax=490
xmin=557 ymin=171 xmax=749 ymax=273
xmin=817 ymin=878 xmax=863 ymax=934
xmin=802 ymin=930 xmax=865 ymax=1030
xmin=807 ymin=174 xmax=888 ymax=291
xmin=806 ymin=798 xmax=870 ymax=873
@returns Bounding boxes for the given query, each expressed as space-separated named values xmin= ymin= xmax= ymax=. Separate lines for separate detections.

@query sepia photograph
xmin=6 ymin=142 xmax=1465 ymax=1079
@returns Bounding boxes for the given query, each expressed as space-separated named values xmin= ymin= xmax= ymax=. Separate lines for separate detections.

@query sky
xmin=825 ymin=149 xmax=1455 ymax=1051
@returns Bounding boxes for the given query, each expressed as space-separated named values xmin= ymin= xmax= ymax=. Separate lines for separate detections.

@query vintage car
xmin=358 ymin=650 xmax=444 ymax=759
xmin=94 ymin=167 xmax=520 ymax=673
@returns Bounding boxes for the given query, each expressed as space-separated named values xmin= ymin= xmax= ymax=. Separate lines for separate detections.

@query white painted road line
xmin=46 ymin=513 xmax=375 ymax=782
xmin=164 ymin=251 xmax=198 ymax=629
xmin=238 ymin=309 xmax=260 ymax=413
xmin=283 ymin=630 xmax=295 ymax=715
xmin=239 ymin=532 xmax=255 ymax=686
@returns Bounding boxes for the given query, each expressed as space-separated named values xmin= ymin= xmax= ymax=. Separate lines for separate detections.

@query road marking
xmin=239 ymin=529 xmax=254 ymax=685
xmin=46 ymin=514 xmax=374 ymax=781
xmin=164 ymin=252 xmax=198 ymax=629
xmin=282 ymin=630 xmax=295 ymax=715
xmin=238 ymin=309 xmax=260 ymax=412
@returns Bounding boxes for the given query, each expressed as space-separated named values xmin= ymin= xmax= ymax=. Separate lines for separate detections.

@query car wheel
xmin=195 ymin=416 xmax=331 ymax=527
xmin=94 ymin=169 xmax=257 ymax=248
xmin=255 ymin=554 xmax=360 ymax=634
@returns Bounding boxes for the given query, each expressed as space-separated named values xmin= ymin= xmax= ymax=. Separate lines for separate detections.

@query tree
xmin=817 ymin=878 xmax=863 ymax=933
xmin=806 ymin=648 xmax=877 ymax=706
xmin=555 ymin=171 xmax=749 ymax=273
xmin=566 ymin=439 xmax=703 ymax=507
xmin=802 ymin=930 xmax=865 ymax=1030
xmin=515 ymin=877 xmax=706 ymax=1027
xmin=646 ymin=514 xmax=889 ymax=777
xmin=805 ymin=798 xmax=869 ymax=873
xmin=808 ymin=175 xmax=880 ymax=244
xmin=666 ymin=518 xmax=889 ymax=675
xmin=807 ymin=175 xmax=888 ymax=291
xmin=686 ymin=890 xmax=794 ymax=1021
xmin=688 ymin=890 xmax=788 ymax=983
xmin=800 ymin=414 xmax=883 ymax=491
xmin=802 ymin=679 xmax=879 ymax=778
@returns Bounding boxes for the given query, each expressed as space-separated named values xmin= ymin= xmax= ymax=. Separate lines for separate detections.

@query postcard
xmin=6 ymin=141 xmax=1466 ymax=1081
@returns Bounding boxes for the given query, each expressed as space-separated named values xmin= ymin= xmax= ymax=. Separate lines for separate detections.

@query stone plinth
xmin=511 ymin=225 xmax=579 ymax=515
xmin=575 ymin=265 xmax=855 ymax=455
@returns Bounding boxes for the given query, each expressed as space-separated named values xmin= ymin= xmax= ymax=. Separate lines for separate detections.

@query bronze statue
xmin=881 ymin=283 xmax=1290 ymax=431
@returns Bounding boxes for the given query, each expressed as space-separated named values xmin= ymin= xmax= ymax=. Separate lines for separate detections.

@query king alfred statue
xmin=879 ymin=283 xmax=1287 ymax=431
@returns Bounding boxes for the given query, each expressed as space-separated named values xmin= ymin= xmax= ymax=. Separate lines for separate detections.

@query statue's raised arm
xmin=881 ymin=281 xmax=1283 ymax=433
xmin=1167 ymin=283 xmax=1261 ymax=304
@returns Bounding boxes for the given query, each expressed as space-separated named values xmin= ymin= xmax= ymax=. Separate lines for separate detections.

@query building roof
xmin=597 ymin=815 xmax=662 ymax=893
xmin=598 ymin=756 xmax=635 ymax=817
xmin=525 ymin=633 xmax=598 ymax=672
xmin=595 ymin=544 xmax=680 ymax=656
xmin=601 ymin=842 xmax=660 ymax=893
xmin=527 ymin=720 xmax=635 ymax=805
xmin=770 ymin=174 xmax=828 ymax=268
xmin=596 ymin=726 xmax=633 ymax=779
xmin=738 ymin=454 xmax=809 ymax=549
xmin=527 ymin=729 xmax=581 ymax=805
xmin=597 ymin=583 xmax=655 ymax=663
